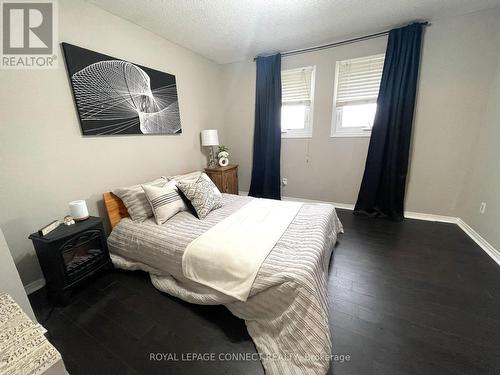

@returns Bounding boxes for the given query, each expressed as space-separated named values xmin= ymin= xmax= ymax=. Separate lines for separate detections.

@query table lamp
xmin=201 ymin=129 xmax=219 ymax=167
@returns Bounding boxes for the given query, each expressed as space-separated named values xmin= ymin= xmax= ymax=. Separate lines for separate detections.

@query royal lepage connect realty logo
xmin=1 ymin=0 xmax=57 ymax=68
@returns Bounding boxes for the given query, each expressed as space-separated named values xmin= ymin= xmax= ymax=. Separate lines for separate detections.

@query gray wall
xmin=2 ymin=1 xmax=499 ymax=288
xmin=0 ymin=0 xmax=223 ymax=286
xmin=0 ymin=229 xmax=36 ymax=322
xmin=221 ymin=9 xmax=500 ymax=217
xmin=458 ymin=57 xmax=500 ymax=250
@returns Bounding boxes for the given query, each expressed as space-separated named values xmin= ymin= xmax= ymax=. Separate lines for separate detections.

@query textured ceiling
xmin=89 ymin=0 xmax=500 ymax=64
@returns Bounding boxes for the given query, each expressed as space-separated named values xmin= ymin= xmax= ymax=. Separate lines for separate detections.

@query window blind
xmin=335 ymin=54 xmax=384 ymax=106
xmin=282 ymin=67 xmax=314 ymax=104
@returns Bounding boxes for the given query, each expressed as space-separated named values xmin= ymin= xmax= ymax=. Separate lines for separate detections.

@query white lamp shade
xmin=201 ymin=129 xmax=219 ymax=146
xmin=69 ymin=200 xmax=89 ymax=220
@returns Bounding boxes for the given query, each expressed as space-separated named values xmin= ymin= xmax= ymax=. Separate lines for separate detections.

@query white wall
xmin=220 ymin=9 xmax=500 ymax=217
xmin=0 ymin=0 xmax=223 ymax=286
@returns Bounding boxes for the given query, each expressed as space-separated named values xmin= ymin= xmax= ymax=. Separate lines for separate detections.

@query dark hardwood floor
xmin=30 ymin=209 xmax=500 ymax=375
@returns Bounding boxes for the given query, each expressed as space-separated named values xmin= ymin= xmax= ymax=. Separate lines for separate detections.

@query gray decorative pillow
xmin=168 ymin=171 xmax=202 ymax=183
xmin=177 ymin=176 xmax=223 ymax=219
xmin=200 ymin=172 xmax=222 ymax=198
xmin=142 ymin=180 xmax=187 ymax=225
xmin=113 ymin=177 xmax=167 ymax=221
xmin=169 ymin=171 xmax=222 ymax=198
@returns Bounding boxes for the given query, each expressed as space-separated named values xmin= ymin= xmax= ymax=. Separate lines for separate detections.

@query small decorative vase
xmin=217 ymin=151 xmax=229 ymax=167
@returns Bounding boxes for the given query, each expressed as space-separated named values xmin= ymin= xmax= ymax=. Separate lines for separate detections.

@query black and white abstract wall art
xmin=62 ymin=43 xmax=182 ymax=135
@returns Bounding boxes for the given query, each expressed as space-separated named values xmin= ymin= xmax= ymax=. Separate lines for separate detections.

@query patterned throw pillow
xmin=168 ymin=171 xmax=222 ymax=198
xmin=176 ymin=176 xmax=223 ymax=219
xmin=168 ymin=171 xmax=202 ymax=183
xmin=112 ymin=177 xmax=167 ymax=221
xmin=142 ymin=180 xmax=188 ymax=224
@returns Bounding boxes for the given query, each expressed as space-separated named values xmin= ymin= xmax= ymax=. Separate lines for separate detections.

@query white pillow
xmin=168 ymin=171 xmax=201 ymax=183
xmin=113 ymin=177 xmax=168 ymax=221
xmin=142 ymin=180 xmax=188 ymax=224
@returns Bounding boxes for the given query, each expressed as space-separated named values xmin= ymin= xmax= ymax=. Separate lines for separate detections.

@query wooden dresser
xmin=204 ymin=164 xmax=238 ymax=194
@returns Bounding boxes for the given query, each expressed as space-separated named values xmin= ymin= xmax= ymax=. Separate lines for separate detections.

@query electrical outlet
xmin=479 ymin=202 xmax=486 ymax=214
xmin=282 ymin=178 xmax=288 ymax=186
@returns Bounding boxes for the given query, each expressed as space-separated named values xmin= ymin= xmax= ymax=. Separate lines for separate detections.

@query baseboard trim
xmin=457 ymin=219 xmax=500 ymax=266
xmin=24 ymin=278 xmax=46 ymax=295
xmin=239 ymin=191 xmax=356 ymax=210
xmin=404 ymin=211 xmax=458 ymax=224
xmin=239 ymin=191 xmax=456 ymax=222
xmin=238 ymin=191 xmax=498 ymax=265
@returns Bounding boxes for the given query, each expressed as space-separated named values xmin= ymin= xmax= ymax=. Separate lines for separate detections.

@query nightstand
xmin=29 ymin=216 xmax=112 ymax=305
xmin=204 ymin=164 xmax=239 ymax=194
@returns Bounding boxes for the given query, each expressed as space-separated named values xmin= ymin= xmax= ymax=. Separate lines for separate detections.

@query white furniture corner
xmin=0 ymin=293 xmax=67 ymax=375
xmin=0 ymin=228 xmax=37 ymax=322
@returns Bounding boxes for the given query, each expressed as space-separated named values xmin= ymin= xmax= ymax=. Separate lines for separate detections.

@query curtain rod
xmin=254 ymin=21 xmax=430 ymax=61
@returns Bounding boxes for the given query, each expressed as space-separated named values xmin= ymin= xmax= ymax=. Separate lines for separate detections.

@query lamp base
xmin=74 ymin=216 xmax=89 ymax=222
xmin=208 ymin=146 xmax=217 ymax=167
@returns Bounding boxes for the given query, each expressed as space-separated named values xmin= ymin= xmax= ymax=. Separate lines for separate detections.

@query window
xmin=331 ymin=54 xmax=384 ymax=137
xmin=281 ymin=66 xmax=315 ymax=138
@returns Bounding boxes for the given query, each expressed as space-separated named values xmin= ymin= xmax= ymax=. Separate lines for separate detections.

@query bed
xmin=104 ymin=191 xmax=343 ymax=375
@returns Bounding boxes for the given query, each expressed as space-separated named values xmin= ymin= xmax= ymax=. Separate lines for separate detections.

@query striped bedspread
xmin=108 ymin=194 xmax=343 ymax=374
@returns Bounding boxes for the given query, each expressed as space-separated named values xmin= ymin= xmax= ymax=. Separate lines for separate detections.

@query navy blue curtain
xmin=249 ymin=54 xmax=282 ymax=200
xmin=354 ymin=23 xmax=424 ymax=221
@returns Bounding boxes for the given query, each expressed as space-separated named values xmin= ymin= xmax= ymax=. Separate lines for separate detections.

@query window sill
xmin=330 ymin=132 xmax=371 ymax=138
xmin=282 ymin=133 xmax=313 ymax=139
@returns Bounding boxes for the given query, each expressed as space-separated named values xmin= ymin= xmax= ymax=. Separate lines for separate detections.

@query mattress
xmin=108 ymin=193 xmax=343 ymax=374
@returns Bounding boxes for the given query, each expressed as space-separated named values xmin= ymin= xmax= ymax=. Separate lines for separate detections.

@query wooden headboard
xmin=103 ymin=192 xmax=129 ymax=229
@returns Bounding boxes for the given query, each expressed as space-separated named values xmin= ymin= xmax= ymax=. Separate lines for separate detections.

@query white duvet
xmin=182 ymin=199 xmax=303 ymax=301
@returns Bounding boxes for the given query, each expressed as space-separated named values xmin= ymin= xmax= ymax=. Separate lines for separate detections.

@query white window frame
xmin=281 ymin=66 xmax=316 ymax=139
xmin=330 ymin=54 xmax=384 ymax=138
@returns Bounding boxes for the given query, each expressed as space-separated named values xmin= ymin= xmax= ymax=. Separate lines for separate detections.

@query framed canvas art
xmin=62 ymin=43 xmax=182 ymax=135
